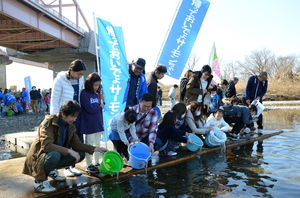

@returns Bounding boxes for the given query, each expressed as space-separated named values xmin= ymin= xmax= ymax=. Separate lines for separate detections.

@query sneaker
xmin=33 ymin=180 xmax=56 ymax=193
xmin=69 ymin=166 xmax=82 ymax=176
xmin=49 ymin=169 xmax=66 ymax=181
xmin=243 ymin=127 xmax=251 ymax=134
xmin=86 ymin=164 xmax=99 ymax=174
xmin=258 ymin=129 xmax=263 ymax=135
xmin=64 ymin=167 xmax=75 ymax=177
xmin=250 ymin=126 xmax=256 ymax=131
xmin=167 ymin=151 xmax=177 ymax=156
xmin=230 ymin=135 xmax=240 ymax=141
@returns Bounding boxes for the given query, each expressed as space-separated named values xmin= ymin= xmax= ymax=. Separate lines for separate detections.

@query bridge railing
xmin=29 ymin=0 xmax=86 ymax=34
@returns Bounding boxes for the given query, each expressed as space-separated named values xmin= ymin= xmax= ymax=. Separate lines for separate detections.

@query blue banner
xmin=96 ymin=18 xmax=129 ymax=141
xmin=157 ymin=0 xmax=210 ymax=79
xmin=24 ymin=76 xmax=31 ymax=104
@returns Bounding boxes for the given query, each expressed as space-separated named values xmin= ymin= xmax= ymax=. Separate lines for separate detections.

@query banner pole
xmin=93 ymin=13 xmax=108 ymax=149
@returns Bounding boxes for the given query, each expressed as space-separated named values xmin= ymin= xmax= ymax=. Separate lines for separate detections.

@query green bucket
xmin=7 ymin=110 xmax=13 ymax=116
xmin=99 ymin=151 xmax=124 ymax=174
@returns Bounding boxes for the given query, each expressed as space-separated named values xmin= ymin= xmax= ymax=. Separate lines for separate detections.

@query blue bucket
xmin=128 ymin=143 xmax=151 ymax=169
xmin=186 ymin=134 xmax=203 ymax=151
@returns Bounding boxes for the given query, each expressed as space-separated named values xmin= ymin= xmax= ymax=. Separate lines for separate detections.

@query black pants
xmin=224 ymin=116 xmax=244 ymax=135
xmin=111 ymin=140 xmax=129 ymax=159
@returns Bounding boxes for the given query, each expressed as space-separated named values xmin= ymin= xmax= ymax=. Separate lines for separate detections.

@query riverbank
xmin=1 ymin=100 xmax=299 ymax=138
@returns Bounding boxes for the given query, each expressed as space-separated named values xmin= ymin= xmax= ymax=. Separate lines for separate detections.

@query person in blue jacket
xmin=245 ymin=72 xmax=268 ymax=135
xmin=3 ymin=89 xmax=18 ymax=114
xmin=126 ymin=58 xmax=148 ymax=107
xmin=20 ymin=87 xmax=28 ymax=113
xmin=79 ymin=72 xmax=104 ymax=174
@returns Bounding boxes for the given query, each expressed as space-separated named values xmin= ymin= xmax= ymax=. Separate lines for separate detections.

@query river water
xmin=57 ymin=109 xmax=300 ymax=198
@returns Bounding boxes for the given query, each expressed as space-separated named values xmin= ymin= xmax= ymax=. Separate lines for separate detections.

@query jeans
xmin=36 ymin=150 xmax=85 ymax=182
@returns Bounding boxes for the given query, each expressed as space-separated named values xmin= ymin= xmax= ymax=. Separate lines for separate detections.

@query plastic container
xmin=99 ymin=151 xmax=124 ymax=174
xmin=186 ymin=134 xmax=203 ymax=151
xmin=128 ymin=142 xmax=151 ymax=169
xmin=205 ymin=127 xmax=227 ymax=147
xmin=7 ymin=110 xmax=13 ymax=116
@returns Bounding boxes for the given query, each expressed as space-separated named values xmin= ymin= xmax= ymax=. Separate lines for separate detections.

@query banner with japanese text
xmin=156 ymin=0 xmax=210 ymax=79
xmin=96 ymin=17 xmax=129 ymax=141
xmin=24 ymin=76 xmax=31 ymax=105
xmin=209 ymin=43 xmax=222 ymax=84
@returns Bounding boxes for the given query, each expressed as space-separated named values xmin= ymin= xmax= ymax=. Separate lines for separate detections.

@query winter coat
xmin=204 ymin=113 xmax=230 ymax=131
xmin=224 ymin=80 xmax=236 ymax=98
xmin=22 ymin=114 xmax=95 ymax=180
xmin=185 ymin=105 xmax=206 ymax=135
xmin=79 ymin=89 xmax=104 ymax=134
xmin=179 ymin=77 xmax=188 ymax=103
xmin=3 ymin=93 xmax=16 ymax=105
xmin=245 ymin=75 xmax=268 ymax=102
xmin=50 ymin=71 xmax=84 ymax=114
xmin=30 ymin=90 xmax=40 ymax=100
xmin=157 ymin=122 xmax=188 ymax=145
xmin=184 ymin=71 xmax=213 ymax=105
xmin=146 ymin=72 xmax=158 ymax=107
xmin=126 ymin=68 xmax=148 ymax=106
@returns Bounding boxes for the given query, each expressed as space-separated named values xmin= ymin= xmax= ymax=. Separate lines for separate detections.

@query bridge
xmin=0 ymin=0 xmax=98 ymax=89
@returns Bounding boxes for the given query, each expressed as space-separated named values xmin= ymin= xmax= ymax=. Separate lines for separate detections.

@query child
xmin=205 ymin=109 xmax=230 ymax=132
xmin=80 ymin=73 xmax=104 ymax=174
xmin=208 ymin=85 xmax=220 ymax=114
xmin=109 ymin=107 xmax=139 ymax=159
xmin=157 ymin=110 xmax=193 ymax=156
xmin=44 ymin=92 xmax=50 ymax=114
xmin=22 ymin=100 xmax=108 ymax=193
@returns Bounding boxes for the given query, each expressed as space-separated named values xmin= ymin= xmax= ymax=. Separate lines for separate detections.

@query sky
xmin=6 ymin=0 xmax=300 ymax=89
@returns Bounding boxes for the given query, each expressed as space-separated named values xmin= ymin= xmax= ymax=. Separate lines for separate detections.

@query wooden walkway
xmin=0 ymin=129 xmax=283 ymax=198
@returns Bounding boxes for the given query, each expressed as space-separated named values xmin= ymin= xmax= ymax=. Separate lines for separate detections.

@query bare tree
xmin=185 ymin=52 xmax=200 ymax=71
xmin=237 ymin=48 xmax=275 ymax=78
xmin=221 ymin=60 xmax=241 ymax=81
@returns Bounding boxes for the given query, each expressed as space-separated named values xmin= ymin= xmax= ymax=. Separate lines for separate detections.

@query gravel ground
xmin=1 ymin=100 xmax=299 ymax=138
xmin=0 ymin=113 xmax=45 ymax=137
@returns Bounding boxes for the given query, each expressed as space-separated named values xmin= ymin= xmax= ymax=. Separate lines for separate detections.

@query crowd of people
xmin=0 ymin=86 xmax=52 ymax=116
xmin=17 ymin=58 xmax=269 ymax=193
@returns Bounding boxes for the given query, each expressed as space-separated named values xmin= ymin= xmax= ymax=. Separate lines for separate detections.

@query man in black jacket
xmin=224 ymin=77 xmax=239 ymax=99
xmin=30 ymin=86 xmax=40 ymax=113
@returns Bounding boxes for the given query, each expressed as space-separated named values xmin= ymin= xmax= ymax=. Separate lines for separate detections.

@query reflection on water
xmin=56 ymin=109 xmax=300 ymax=197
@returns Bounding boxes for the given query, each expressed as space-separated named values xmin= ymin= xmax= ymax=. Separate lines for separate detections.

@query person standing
xmin=157 ymin=86 xmax=162 ymax=106
xmin=37 ymin=88 xmax=43 ymax=113
xmin=217 ymin=79 xmax=228 ymax=106
xmin=126 ymin=58 xmax=148 ymax=107
xmin=79 ymin=73 xmax=104 ymax=174
xmin=224 ymin=77 xmax=239 ymax=99
xmin=245 ymin=72 xmax=268 ymax=135
xmin=30 ymin=86 xmax=39 ymax=113
xmin=20 ymin=87 xmax=28 ymax=113
xmin=22 ymin=100 xmax=108 ymax=193
xmin=50 ymin=59 xmax=86 ymax=177
xmin=44 ymin=92 xmax=50 ymax=114
xmin=147 ymin=64 xmax=167 ymax=107
xmin=184 ymin=65 xmax=213 ymax=116
xmin=179 ymin=70 xmax=193 ymax=103
xmin=168 ymin=84 xmax=178 ymax=109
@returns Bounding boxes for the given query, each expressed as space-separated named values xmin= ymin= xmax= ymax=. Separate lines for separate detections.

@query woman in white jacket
xmin=50 ymin=59 xmax=86 ymax=177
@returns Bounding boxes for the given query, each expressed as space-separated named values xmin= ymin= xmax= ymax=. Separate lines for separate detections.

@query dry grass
xmin=160 ymin=79 xmax=300 ymax=101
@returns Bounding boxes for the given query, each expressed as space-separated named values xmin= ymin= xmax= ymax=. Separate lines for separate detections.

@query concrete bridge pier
xmin=0 ymin=56 xmax=12 ymax=89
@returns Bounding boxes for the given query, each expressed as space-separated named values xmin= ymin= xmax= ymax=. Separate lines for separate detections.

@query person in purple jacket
xmin=80 ymin=73 xmax=104 ymax=174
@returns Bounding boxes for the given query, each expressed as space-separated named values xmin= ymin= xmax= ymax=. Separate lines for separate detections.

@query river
xmin=55 ymin=108 xmax=300 ymax=198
